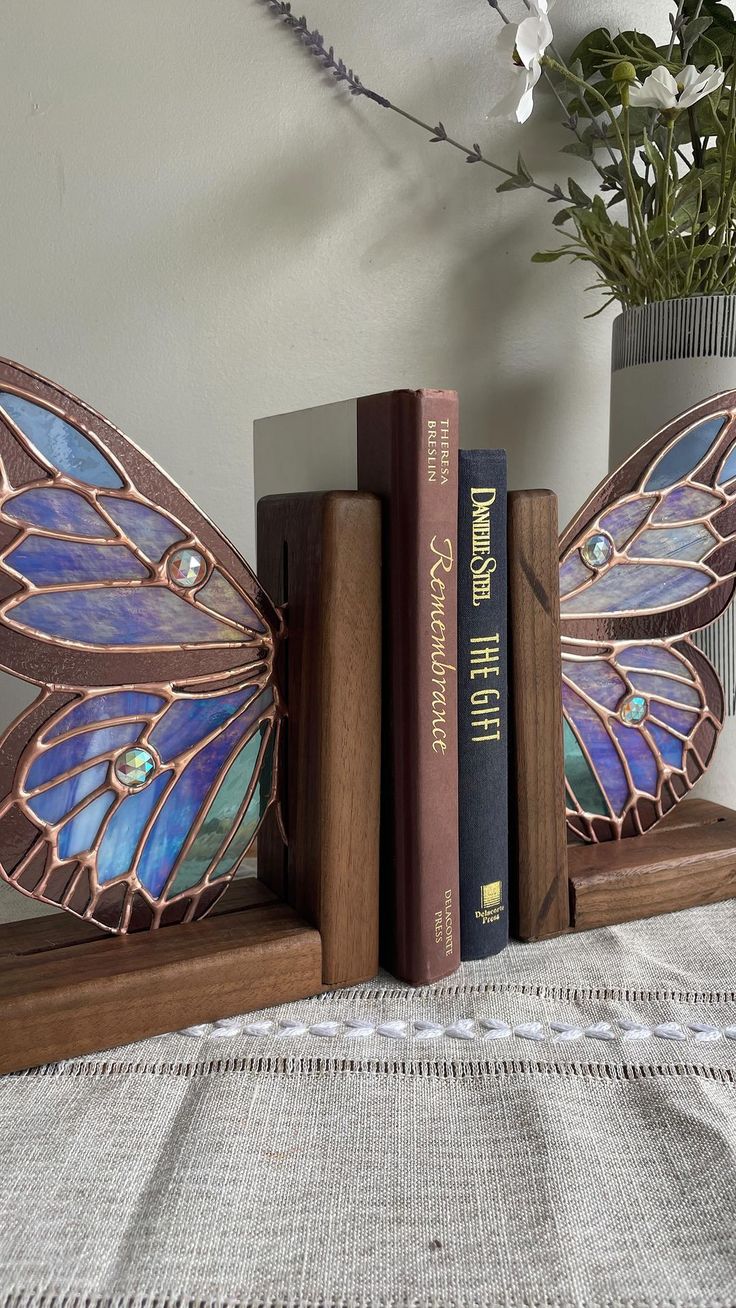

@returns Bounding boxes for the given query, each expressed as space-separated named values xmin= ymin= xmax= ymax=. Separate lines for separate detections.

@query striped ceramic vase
xmin=609 ymin=295 xmax=736 ymax=807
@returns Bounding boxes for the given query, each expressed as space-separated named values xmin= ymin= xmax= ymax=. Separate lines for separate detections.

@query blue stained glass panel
xmin=197 ymin=570 xmax=264 ymax=633
xmin=27 ymin=761 xmax=110 ymax=824
xmin=651 ymin=486 xmax=721 ymax=523
xmin=167 ymin=724 xmax=267 ymax=895
xmin=610 ymin=721 xmax=658 ymax=796
xmin=0 ymin=394 xmax=123 ymax=488
xmin=718 ymin=441 xmax=736 ymax=486
xmin=7 ymin=537 xmax=147 ymax=586
xmin=564 ymin=659 xmax=627 ymax=711
xmin=599 ymin=497 xmax=651 ymax=548
xmin=562 ymin=684 xmax=628 ymax=815
xmin=647 ymin=722 xmax=684 ymax=769
xmin=150 ymin=687 xmax=256 ymax=763
xmin=58 ymin=791 xmax=115 ymax=859
xmin=4 ymin=488 xmax=114 ymax=538
xmin=12 ymin=587 xmax=246 ymax=646
xmin=617 ymin=645 xmax=693 ymax=677
xmin=563 ymin=721 xmax=608 ymax=816
xmin=96 ymin=771 xmax=171 ymax=884
xmin=136 ymin=712 xmax=255 ymax=896
xmin=44 ymin=691 xmax=165 ymax=742
xmin=560 ymin=563 xmax=707 ymax=615
xmin=26 ymin=722 xmax=143 ymax=789
xmin=627 ymin=524 xmax=715 ymax=563
xmin=644 ymin=416 xmax=726 ymax=492
xmin=626 ymin=671 xmax=700 ymax=707
xmin=98 ymin=496 xmax=184 ymax=562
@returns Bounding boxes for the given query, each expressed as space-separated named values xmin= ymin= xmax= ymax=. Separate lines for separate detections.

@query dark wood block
xmin=569 ymin=797 xmax=736 ymax=931
xmin=508 ymin=490 xmax=569 ymax=941
xmin=257 ymin=491 xmax=381 ymax=987
xmin=0 ymin=888 xmax=321 ymax=1074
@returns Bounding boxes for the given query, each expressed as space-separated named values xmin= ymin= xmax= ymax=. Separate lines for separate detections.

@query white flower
xmin=629 ymin=63 xmax=725 ymax=111
xmin=490 ymin=13 xmax=554 ymax=124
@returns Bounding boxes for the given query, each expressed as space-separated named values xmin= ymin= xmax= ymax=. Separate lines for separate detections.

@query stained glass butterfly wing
xmin=0 ymin=359 xmax=283 ymax=930
xmin=559 ymin=396 xmax=736 ymax=842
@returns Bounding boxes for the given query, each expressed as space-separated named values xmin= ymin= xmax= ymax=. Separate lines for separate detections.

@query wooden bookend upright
xmin=508 ymin=489 xmax=736 ymax=941
xmin=0 ymin=491 xmax=381 ymax=1075
xmin=256 ymin=491 xmax=381 ymax=987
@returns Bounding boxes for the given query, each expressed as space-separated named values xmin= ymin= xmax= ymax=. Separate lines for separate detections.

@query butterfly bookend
xmin=0 ymin=360 xmax=380 ymax=1075
xmin=510 ymin=393 xmax=736 ymax=942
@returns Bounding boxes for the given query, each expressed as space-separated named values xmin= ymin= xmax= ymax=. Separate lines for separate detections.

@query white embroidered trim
xmin=177 ymin=1016 xmax=736 ymax=1044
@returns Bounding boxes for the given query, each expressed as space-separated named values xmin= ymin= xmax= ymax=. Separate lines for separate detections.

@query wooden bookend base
xmin=508 ymin=489 xmax=736 ymax=941
xmin=0 ymin=880 xmax=322 ymax=1075
xmin=256 ymin=491 xmax=382 ymax=988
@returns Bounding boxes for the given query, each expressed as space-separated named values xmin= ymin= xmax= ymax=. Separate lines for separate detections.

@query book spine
xmin=457 ymin=450 xmax=508 ymax=960
xmin=357 ymin=391 xmax=460 ymax=984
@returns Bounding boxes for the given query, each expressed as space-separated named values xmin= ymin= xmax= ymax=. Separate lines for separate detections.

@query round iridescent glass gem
xmin=114 ymin=745 xmax=157 ymax=788
xmin=167 ymin=547 xmax=207 ymax=589
xmin=580 ymin=531 xmax=613 ymax=570
xmin=619 ymin=693 xmax=648 ymax=726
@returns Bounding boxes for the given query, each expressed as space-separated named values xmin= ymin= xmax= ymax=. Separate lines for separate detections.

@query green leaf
xmin=531 ymin=249 xmax=570 ymax=263
xmin=495 ymin=176 xmax=527 ymax=193
xmin=552 ymin=207 xmax=575 ymax=227
xmin=561 ymin=141 xmax=594 ymax=159
xmin=516 ymin=153 xmax=533 ymax=183
xmin=683 ymin=16 xmax=714 ymax=53
xmin=568 ymin=177 xmax=592 ymax=208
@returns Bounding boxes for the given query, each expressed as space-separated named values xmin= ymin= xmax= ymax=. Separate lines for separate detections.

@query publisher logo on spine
xmin=477 ymin=880 xmax=504 ymax=925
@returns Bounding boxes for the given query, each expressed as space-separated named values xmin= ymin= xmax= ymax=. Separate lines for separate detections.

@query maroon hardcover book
xmin=357 ymin=390 xmax=460 ymax=984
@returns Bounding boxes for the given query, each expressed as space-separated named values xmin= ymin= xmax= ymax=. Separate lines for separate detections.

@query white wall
xmin=0 ymin=2 xmax=678 ymax=920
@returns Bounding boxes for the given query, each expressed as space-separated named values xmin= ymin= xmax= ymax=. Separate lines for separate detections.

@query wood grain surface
xmin=0 ymin=885 xmax=321 ymax=1074
xmin=257 ymin=491 xmax=381 ymax=986
xmin=569 ymin=797 xmax=736 ymax=930
xmin=508 ymin=490 xmax=569 ymax=940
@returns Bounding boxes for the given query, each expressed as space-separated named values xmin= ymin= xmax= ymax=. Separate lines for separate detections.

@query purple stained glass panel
xmin=197 ymin=569 xmax=265 ymax=632
xmin=563 ymin=658 xmax=627 ymax=710
xmin=560 ymin=563 xmax=708 ymax=615
xmin=7 ymin=537 xmax=148 ymax=586
xmin=599 ymin=497 xmax=651 ymax=548
xmin=26 ymin=722 xmax=144 ymax=789
xmin=11 ymin=587 xmax=246 ymax=646
xmin=648 ymin=701 xmax=699 ymax=735
xmin=562 ymin=683 xmax=629 ymax=815
xmin=651 ymin=485 xmax=721 ymax=524
xmin=44 ymin=691 xmax=165 ymax=742
xmin=616 ymin=645 xmax=694 ymax=677
xmin=627 ymin=523 xmax=715 ymax=563
xmin=610 ymin=721 xmax=659 ymax=796
xmin=626 ymin=671 xmax=700 ymax=707
xmin=99 ymin=496 xmax=185 ymax=562
xmin=4 ymin=487 xmax=114 ymax=538
xmin=150 ymin=687 xmax=257 ymax=763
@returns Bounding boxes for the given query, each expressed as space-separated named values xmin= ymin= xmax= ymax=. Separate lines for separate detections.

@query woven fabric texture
xmin=1 ymin=900 xmax=736 ymax=1307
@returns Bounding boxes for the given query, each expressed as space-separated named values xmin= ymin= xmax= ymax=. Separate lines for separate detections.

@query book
xmin=253 ymin=390 xmax=461 ymax=984
xmin=457 ymin=449 xmax=508 ymax=959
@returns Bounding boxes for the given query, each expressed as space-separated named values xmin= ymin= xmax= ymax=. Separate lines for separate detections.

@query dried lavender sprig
xmin=263 ymin=0 xmax=569 ymax=201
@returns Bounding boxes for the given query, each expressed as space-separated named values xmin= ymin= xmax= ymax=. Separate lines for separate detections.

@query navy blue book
xmin=457 ymin=450 xmax=508 ymax=960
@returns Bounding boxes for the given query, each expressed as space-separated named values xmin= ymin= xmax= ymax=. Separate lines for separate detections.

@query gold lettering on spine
xmin=429 ymin=535 xmax=456 ymax=756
